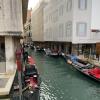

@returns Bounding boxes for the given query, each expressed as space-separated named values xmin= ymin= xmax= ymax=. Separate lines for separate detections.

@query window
xmin=55 ymin=9 xmax=58 ymax=21
xmin=65 ymin=21 xmax=72 ymax=37
xmin=59 ymin=24 xmax=64 ymax=37
xmin=59 ymin=5 xmax=64 ymax=16
xmin=45 ymin=29 xmax=48 ymax=39
xmin=46 ymin=15 xmax=48 ymax=22
xmin=66 ymin=0 xmax=72 ymax=12
xmin=77 ymin=23 xmax=87 ymax=37
xmin=53 ymin=9 xmax=58 ymax=22
xmin=49 ymin=27 xmax=52 ymax=40
xmin=79 ymin=0 xmax=87 ymax=10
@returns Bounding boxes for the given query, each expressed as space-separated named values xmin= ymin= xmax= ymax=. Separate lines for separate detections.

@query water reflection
xmin=40 ymin=81 xmax=57 ymax=100
xmin=32 ymin=52 xmax=100 ymax=100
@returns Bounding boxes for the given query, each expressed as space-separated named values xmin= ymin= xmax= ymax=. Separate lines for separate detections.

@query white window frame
xmin=78 ymin=0 xmax=87 ymax=10
xmin=59 ymin=5 xmax=64 ymax=16
xmin=77 ymin=23 xmax=87 ymax=37
xmin=59 ymin=24 xmax=64 ymax=37
xmin=65 ymin=21 xmax=72 ymax=37
xmin=66 ymin=0 xmax=72 ymax=12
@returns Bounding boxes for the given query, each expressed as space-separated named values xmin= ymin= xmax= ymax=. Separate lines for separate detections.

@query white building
xmin=31 ymin=0 xmax=49 ymax=48
xmin=24 ymin=9 xmax=32 ymax=42
xmin=44 ymin=0 xmax=100 ymax=55
xmin=0 ymin=0 xmax=28 ymax=73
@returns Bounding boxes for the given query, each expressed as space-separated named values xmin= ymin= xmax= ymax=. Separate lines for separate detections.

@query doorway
xmin=0 ymin=37 xmax=6 ymax=73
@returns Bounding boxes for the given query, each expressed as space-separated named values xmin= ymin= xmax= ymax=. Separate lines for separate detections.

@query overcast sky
xmin=28 ymin=0 xmax=39 ymax=9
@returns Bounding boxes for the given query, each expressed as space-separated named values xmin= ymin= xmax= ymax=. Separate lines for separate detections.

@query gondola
xmin=45 ymin=49 xmax=59 ymax=57
xmin=49 ymin=52 xmax=59 ymax=57
xmin=23 ymin=56 xmax=40 ymax=93
xmin=64 ymin=54 xmax=100 ymax=82
xmin=24 ymin=64 xmax=39 ymax=93
xmin=72 ymin=62 xmax=100 ymax=82
xmin=36 ymin=46 xmax=44 ymax=52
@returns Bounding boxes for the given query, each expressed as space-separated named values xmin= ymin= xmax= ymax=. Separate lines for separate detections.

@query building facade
xmin=0 ymin=0 xmax=28 ymax=73
xmin=31 ymin=0 xmax=49 ymax=48
xmin=31 ymin=1 xmax=45 ymax=43
xmin=44 ymin=0 xmax=100 ymax=56
xmin=24 ymin=9 xmax=32 ymax=42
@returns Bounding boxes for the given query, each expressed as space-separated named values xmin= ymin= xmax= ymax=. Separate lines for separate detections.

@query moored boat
xmin=24 ymin=64 xmax=39 ymax=92
xmin=45 ymin=48 xmax=59 ymax=57
xmin=82 ymin=67 xmax=100 ymax=82
xmin=23 ymin=56 xmax=40 ymax=93
xmin=36 ymin=46 xmax=45 ymax=52
xmin=49 ymin=52 xmax=59 ymax=57
xmin=64 ymin=54 xmax=100 ymax=82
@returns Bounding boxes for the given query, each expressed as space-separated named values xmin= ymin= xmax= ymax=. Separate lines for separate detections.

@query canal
xmin=32 ymin=52 xmax=100 ymax=100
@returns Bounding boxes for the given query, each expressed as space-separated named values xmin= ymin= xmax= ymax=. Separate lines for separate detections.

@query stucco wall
xmin=5 ymin=37 xmax=15 ymax=72
xmin=0 ymin=0 xmax=23 ymax=33
xmin=44 ymin=0 xmax=73 ymax=42
xmin=44 ymin=0 xmax=100 ymax=44
xmin=72 ymin=0 xmax=92 ymax=43
xmin=91 ymin=0 xmax=100 ymax=30
xmin=31 ymin=2 xmax=45 ymax=41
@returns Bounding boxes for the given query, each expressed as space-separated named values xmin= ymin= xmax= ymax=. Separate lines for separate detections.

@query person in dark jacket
xmin=23 ymin=48 xmax=28 ymax=63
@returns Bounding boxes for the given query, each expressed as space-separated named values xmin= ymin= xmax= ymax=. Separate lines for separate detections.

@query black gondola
xmin=24 ymin=64 xmax=39 ymax=93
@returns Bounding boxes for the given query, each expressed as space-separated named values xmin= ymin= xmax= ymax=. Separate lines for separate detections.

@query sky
xmin=28 ymin=0 xmax=40 ymax=9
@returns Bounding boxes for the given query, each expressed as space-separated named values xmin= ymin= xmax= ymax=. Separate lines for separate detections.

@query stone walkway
xmin=0 ymin=62 xmax=6 ymax=73
xmin=0 ymin=71 xmax=16 ymax=99
xmin=0 ymin=78 xmax=8 ymax=88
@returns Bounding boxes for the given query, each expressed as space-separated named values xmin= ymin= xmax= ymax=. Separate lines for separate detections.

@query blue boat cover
xmin=70 ymin=54 xmax=78 ymax=63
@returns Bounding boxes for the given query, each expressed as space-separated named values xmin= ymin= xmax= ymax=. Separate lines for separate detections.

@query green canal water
xmin=32 ymin=52 xmax=100 ymax=100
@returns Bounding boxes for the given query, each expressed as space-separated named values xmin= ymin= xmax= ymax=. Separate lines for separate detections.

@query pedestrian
xmin=23 ymin=48 xmax=28 ymax=63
